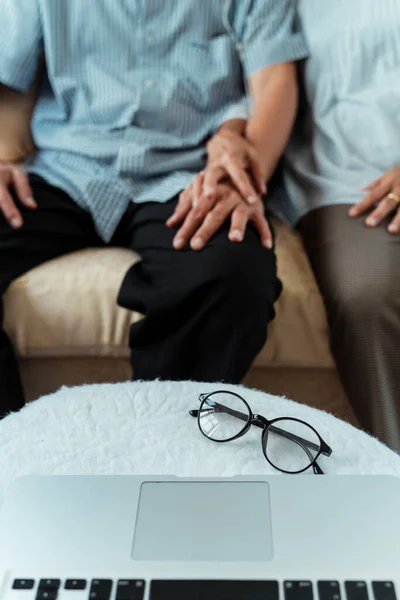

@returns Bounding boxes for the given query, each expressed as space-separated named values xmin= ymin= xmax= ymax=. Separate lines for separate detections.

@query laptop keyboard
xmin=8 ymin=579 xmax=398 ymax=600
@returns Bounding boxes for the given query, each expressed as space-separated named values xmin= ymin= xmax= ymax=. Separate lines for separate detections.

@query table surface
xmin=0 ymin=380 xmax=399 ymax=504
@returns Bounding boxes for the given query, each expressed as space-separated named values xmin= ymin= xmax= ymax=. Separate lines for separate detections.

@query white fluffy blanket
xmin=1 ymin=380 xmax=399 ymax=504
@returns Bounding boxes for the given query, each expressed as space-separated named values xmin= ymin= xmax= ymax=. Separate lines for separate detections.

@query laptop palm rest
xmin=132 ymin=482 xmax=273 ymax=562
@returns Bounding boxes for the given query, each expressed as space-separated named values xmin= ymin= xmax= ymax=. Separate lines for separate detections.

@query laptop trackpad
xmin=132 ymin=482 xmax=273 ymax=562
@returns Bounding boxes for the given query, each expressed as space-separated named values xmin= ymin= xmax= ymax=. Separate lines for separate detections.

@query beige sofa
xmin=1 ymin=81 xmax=358 ymax=427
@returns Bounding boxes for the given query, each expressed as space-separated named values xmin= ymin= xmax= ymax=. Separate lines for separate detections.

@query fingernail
xmin=204 ymin=187 xmax=214 ymax=198
xmin=349 ymin=208 xmax=357 ymax=217
xmin=10 ymin=217 xmax=22 ymax=228
xmin=193 ymin=199 xmax=198 ymax=207
xmin=248 ymin=195 xmax=257 ymax=205
xmin=262 ymin=184 xmax=267 ymax=194
xmin=26 ymin=197 xmax=36 ymax=208
xmin=192 ymin=237 xmax=204 ymax=250
xmin=389 ymin=224 xmax=399 ymax=234
xmin=230 ymin=229 xmax=243 ymax=242
xmin=173 ymin=237 xmax=185 ymax=250
xmin=366 ymin=218 xmax=377 ymax=227
xmin=265 ymin=239 xmax=273 ymax=249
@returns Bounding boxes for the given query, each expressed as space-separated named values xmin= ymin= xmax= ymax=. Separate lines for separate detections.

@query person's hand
xmin=166 ymin=179 xmax=273 ymax=251
xmin=0 ymin=164 xmax=36 ymax=228
xmin=197 ymin=127 xmax=266 ymax=206
xmin=349 ymin=166 xmax=400 ymax=234
xmin=167 ymin=128 xmax=267 ymax=230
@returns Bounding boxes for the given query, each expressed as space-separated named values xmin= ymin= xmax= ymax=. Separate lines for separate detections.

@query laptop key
xmin=12 ymin=581 xmax=35 ymax=590
xmin=318 ymin=582 xmax=341 ymax=600
xmin=65 ymin=581 xmax=87 ymax=591
xmin=39 ymin=581 xmax=60 ymax=591
xmin=285 ymin=581 xmax=314 ymax=600
xmin=89 ymin=580 xmax=112 ymax=600
xmin=36 ymin=591 xmax=58 ymax=600
xmin=345 ymin=582 xmax=369 ymax=600
xmin=372 ymin=583 xmax=397 ymax=600
xmin=116 ymin=581 xmax=145 ymax=600
xmin=151 ymin=580 xmax=278 ymax=600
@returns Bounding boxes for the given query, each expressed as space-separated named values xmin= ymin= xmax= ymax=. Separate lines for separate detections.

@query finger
xmin=365 ymin=192 xmax=400 ymax=227
xmin=362 ymin=175 xmax=383 ymax=192
xmin=229 ymin=204 xmax=249 ymax=243
xmin=190 ymin=198 xmax=234 ymax=251
xmin=11 ymin=168 xmax=36 ymax=208
xmin=0 ymin=186 xmax=23 ymax=228
xmin=349 ymin=179 xmax=392 ymax=217
xmin=388 ymin=204 xmax=400 ymax=235
xmin=203 ymin=165 xmax=225 ymax=200
xmin=166 ymin=190 xmax=192 ymax=227
xmin=251 ymin=208 xmax=273 ymax=249
xmin=193 ymin=172 xmax=204 ymax=207
xmin=249 ymin=152 xmax=267 ymax=195
xmin=173 ymin=196 xmax=215 ymax=250
xmin=223 ymin=152 xmax=259 ymax=204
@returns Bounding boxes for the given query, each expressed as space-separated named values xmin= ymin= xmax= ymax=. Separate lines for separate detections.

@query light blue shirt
xmin=281 ymin=0 xmax=400 ymax=224
xmin=0 ymin=0 xmax=307 ymax=241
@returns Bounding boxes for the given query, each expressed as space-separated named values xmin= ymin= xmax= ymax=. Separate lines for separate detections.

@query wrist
xmin=218 ymin=118 xmax=247 ymax=136
xmin=245 ymin=130 xmax=278 ymax=183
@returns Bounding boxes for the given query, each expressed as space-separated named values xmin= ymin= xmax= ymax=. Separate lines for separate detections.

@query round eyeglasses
xmin=189 ymin=390 xmax=332 ymax=474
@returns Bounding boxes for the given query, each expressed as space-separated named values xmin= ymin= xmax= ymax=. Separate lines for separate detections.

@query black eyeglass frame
xmin=189 ymin=391 xmax=332 ymax=475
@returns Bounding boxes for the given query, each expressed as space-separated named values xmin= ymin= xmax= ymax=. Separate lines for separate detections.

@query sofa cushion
xmin=3 ymin=220 xmax=334 ymax=369
xmin=0 ymin=81 xmax=37 ymax=163
xmin=4 ymin=248 xmax=140 ymax=358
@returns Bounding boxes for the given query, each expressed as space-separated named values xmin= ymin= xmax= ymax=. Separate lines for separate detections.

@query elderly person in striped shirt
xmin=187 ymin=1 xmax=400 ymax=452
xmin=0 ymin=0 xmax=307 ymax=418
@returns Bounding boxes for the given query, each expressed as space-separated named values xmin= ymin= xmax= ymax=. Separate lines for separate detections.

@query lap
xmin=120 ymin=198 xmax=278 ymax=272
xmin=116 ymin=197 xmax=281 ymax=306
xmin=297 ymin=204 xmax=400 ymax=301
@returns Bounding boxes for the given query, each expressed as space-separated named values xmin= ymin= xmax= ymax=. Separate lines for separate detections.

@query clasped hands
xmin=166 ymin=128 xmax=273 ymax=251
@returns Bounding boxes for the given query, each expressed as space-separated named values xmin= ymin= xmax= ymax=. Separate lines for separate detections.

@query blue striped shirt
xmin=0 ymin=0 xmax=307 ymax=241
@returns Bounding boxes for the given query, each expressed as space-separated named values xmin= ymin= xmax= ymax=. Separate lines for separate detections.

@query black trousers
xmin=0 ymin=176 xmax=281 ymax=417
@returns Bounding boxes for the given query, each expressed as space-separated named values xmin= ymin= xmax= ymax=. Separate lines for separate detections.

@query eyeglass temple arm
xmin=313 ymin=462 xmax=324 ymax=475
xmin=267 ymin=423 xmax=321 ymax=454
xmin=193 ymin=397 xmax=330 ymax=456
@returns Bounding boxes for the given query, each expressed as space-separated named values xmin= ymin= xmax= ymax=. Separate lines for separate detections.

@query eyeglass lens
xmin=198 ymin=392 xmax=250 ymax=441
xmin=263 ymin=418 xmax=321 ymax=473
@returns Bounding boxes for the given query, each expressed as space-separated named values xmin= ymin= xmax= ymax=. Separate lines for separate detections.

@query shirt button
xmin=145 ymin=78 xmax=154 ymax=88
xmin=139 ymin=119 xmax=147 ymax=128
xmin=146 ymin=33 xmax=154 ymax=43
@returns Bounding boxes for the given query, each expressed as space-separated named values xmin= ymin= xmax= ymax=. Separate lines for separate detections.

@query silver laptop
xmin=0 ymin=475 xmax=398 ymax=600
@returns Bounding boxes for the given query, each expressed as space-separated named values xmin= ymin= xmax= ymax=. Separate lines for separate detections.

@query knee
xmin=205 ymin=243 xmax=281 ymax=317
